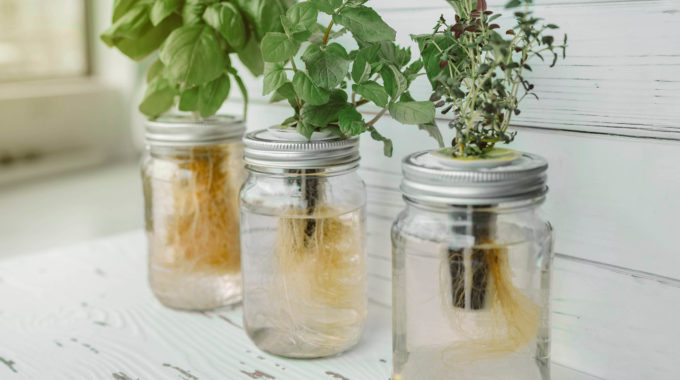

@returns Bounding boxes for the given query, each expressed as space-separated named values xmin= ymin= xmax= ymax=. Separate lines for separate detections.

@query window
xmin=0 ymin=0 xmax=89 ymax=82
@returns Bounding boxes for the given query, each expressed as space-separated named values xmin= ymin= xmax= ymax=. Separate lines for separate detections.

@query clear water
xmin=240 ymin=206 xmax=367 ymax=358
xmin=393 ymin=236 xmax=551 ymax=380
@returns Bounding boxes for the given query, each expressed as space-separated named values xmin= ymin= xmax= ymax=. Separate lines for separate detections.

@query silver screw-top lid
xmin=243 ymin=127 xmax=360 ymax=169
xmin=401 ymin=149 xmax=548 ymax=205
xmin=144 ymin=115 xmax=246 ymax=146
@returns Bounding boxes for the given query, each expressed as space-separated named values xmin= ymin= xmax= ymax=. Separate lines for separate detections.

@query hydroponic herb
xmin=101 ymin=0 xmax=296 ymax=118
xmin=260 ymin=0 xmax=437 ymax=156
xmin=415 ymin=0 xmax=567 ymax=158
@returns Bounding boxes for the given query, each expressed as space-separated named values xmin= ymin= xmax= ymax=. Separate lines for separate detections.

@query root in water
xmin=267 ymin=206 xmax=366 ymax=351
xmin=152 ymin=144 xmax=243 ymax=275
xmin=441 ymin=241 xmax=540 ymax=363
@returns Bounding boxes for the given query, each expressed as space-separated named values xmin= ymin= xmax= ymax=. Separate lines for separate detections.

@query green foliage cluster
xmin=260 ymin=0 xmax=436 ymax=157
xmin=415 ymin=0 xmax=567 ymax=158
xmin=101 ymin=0 xmax=296 ymax=118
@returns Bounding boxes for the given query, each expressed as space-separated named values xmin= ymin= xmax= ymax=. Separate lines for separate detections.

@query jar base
xmin=245 ymin=326 xmax=360 ymax=359
xmin=150 ymin=270 xmax=242 ymax=311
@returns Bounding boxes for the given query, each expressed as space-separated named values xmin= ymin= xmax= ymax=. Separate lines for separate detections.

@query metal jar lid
xmin=144 ymin=114 xmax=246 ymax=146
xmin=401 ymin=149 xmax=548 ymax=205
xmin=243 ymin=127 xmax=360 ymax=169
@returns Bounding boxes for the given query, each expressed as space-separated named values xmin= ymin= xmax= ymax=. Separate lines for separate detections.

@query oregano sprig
xmin=101 ymin=0 xmax=296 ymax=119
xmin=415 ymin=0 xmax=567 ymax=158
xmin=261 ymin=0 xmax=436 ymax=157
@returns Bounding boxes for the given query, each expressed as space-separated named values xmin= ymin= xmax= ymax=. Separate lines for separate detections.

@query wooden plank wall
xmin=223 ymin=0 xmax=680 ymax=378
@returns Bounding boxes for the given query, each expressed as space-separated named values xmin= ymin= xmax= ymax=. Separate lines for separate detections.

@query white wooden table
xmin=0 ymin=231 xmax=598 ymax=380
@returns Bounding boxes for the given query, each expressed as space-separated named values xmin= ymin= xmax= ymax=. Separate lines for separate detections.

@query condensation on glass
xmin=392 ymin=151 xmax=554 ymax=380
xmin=142 ymin=115 xmax=245 ymax=310
xmin=240 ymin=128 xmax=367 ymax=358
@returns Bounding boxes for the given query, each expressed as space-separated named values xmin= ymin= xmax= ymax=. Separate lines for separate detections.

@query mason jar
xmin=240 ymin=127 xmax=367 ymax=358
xmin=392 ymin=150 xmax=554 ymax=380
xmin=142 ymin=115 xmax=245 ymax=310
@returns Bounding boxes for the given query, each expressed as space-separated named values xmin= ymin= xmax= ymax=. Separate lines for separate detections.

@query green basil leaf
xmin=285 ymin=2 xmax=318 ymax=33
xmin=381 ymin=64 xmax=407 ymax=99
xmin=182 ymin=0 xmax=207 ymax=25
xmin=101 ymin=3 xmax=151 ymax=45
xmin=311 ymin=0 xmax=342 ymax=14
xmin=353 ymin=81 xmax=388 ymax=107
xmin=114 ymin=14 xmax=181 ymax=61
xmin=178 ymin=86 xmax=199 ymax=111
xmin=237 ymin=36 xmax=265 ymax=76
xmin=203 ymin=3 xmax=247 ymax=50
xmin=160 ymin=25 xmax=227 ymax=87
xmin=333 ymin=6 xmax=396 ymax=43
xmin=304 ymin=48 xmax=350 ymax=89
xmin=263 ymin=62 xmax=288 ymax=95
xmin=257 ymin=0 xmax=286 ymax=38
xmin=418 ymin=121 xmax=445 ymax=148
xmin=298 ymin=119 xmax=316 ymax=139
xmin=150 ymin=0 xmax=180 ymax=26
xmin=261 ymin=32 xmax=300 ymax=62
xmin=146 ymin=58 xmax=165 ymax=83
xmin=139 ymin=76 xmax=176 ymax=117
xmin=337 ymin=106 xmax=366 ymax=136
xmin=112 ymin=0 xmax=137 ymax=23
xmin=388 ymin=101 xmax=435 ymax=124
xmin=293 ymin=71 xmax=330 ymax=106
xmin=198 ymin=74 xmax=231 ymax=117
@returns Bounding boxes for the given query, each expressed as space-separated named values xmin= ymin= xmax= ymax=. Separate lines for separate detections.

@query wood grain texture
xmin=0 ymin=231 xmax=599 ymax=380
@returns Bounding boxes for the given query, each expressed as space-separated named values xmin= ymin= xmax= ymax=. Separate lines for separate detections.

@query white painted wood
xmin=0 ymin=231 xmax=602 ymax=380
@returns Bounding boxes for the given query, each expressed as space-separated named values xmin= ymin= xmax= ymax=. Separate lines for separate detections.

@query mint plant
xmin=260 ymin=0 xmax=436 ymax=156
xmin=415 ymin=0 xmax=567 ymax=158
xmin=101 ymin=0 xmax=296 ymax=118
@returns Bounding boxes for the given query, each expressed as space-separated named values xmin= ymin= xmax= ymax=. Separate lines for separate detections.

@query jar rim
xmin=144 ymin=114 xmax=245 ymax=146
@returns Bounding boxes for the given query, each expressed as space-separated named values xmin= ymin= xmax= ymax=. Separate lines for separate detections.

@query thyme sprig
xmin=415 ymin=0 xmax=567 ymax=157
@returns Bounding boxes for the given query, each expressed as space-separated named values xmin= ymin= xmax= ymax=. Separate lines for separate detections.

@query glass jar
xmin=240 ymin=127 xmax=367 ymax=358
xmin=142 ymin=115 xmax=246 ymax=310
xmin=392 ymin=150 xmax=554 ymax=380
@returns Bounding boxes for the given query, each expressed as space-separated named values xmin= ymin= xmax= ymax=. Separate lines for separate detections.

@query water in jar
xmin=393 ymin=221 xmax=552 ymax=380
xmin=241 ymin=205 xmax=367 ymax=358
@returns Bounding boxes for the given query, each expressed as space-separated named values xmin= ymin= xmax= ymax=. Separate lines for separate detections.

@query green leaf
xmin=256 ymin=0 xmax=287 ymax=38
xmin=418 ymin=121 xmax=444 ymax=148
xmin=182 ymin=0 xmax=207 ymax=25
xmin=113 ymin=14 xmax=182 ymax=61
xmin=150 ymin=0 xmax=180 ymax=26
xmin=351 ymin=44 xmax=380 ymax=83
xmin=263 ymin=62 xmax=288 ymax=95
xmin=304 ymin=48 xmax=350 ymax=89
xmin=300 ymin=90 xmax=348 ymax=127
xmin=337 ymin=106 xmax=366 ymax=136
xmin=139 ymin=76 xmax=176 ymax=117
xmin=261 ymin=32 xmax=300 ymax=62
xmin=285 ymin=2 xmax=318 ymax=33
xmin=203 ymin=3 xmax=247 ymax=50
xmin=159 ymin=25 xmax=227 ymax=86
xmin=112 ymin=0 xmax=137 ymax=23
xmin=198 ymin=74 xmax=231 ymax=117
xmin=293 ymin=72 xmax=330 ymax=106
xmin=381 ymin=64 xmax=407 ymax=99
xmin=333 ymin=6 xmax=396 ymax=43
xmin=353 ymin=81 xmax=388 ymax=107
xmin=178 ymin=86 xmax=199 ymax=111
xmin=298 ymin=120 xmax=316 ymax=139
xmin=101 ymin=3 xmax=151 ymax=45
xmin=388 ymin=101 xmax=435 ymax=124
xmin=368 ymin=126 xmax=393 ymax=157
xmin=237 ymin=36 xmax=265 ymax=76
xmin=146 ymin=59 xmax=165 ymax=83
xmin=270 ymin=82 xmax=296 ymax=103
xmin=311 ymin=0 xmax=342 ymax=14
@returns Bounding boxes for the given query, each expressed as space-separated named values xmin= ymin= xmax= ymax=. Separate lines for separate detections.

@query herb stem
xmin=323 ymin=20 xmax=335 ymax=46
xmin=366 ymin=106 xmax=389 ymax=127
